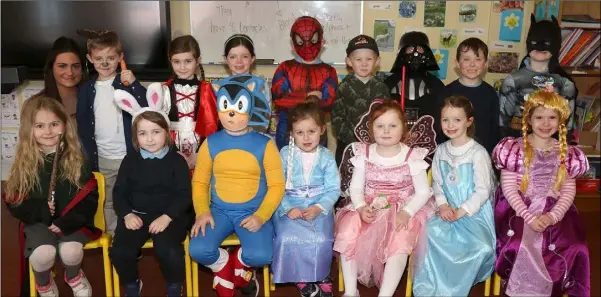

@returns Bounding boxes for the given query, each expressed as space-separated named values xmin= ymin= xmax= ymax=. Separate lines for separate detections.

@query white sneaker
xmin=65 ymin=270 xmax=92 ymax=297
xmin=36 ymin=274 xmax=59 ymax=297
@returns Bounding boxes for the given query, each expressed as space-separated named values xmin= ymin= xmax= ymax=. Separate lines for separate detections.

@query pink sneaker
xmin=65 ymin=270 xmax=92 ymax=297
xmin=36 ymin=274 xmax=58 ymax=297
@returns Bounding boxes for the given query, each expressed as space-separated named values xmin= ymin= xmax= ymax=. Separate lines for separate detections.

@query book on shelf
xmin=561 ymin=14 xmax=600 ymax=29
xmin=559 ymin=27 xmax=601 ymax=68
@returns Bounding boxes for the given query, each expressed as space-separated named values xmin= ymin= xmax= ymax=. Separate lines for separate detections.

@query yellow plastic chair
xmin=111 ymin=235 xmax=192 ymax=297
xmin=191 ymin=233 xmax=271 ymax=297
xmin=28 ymin=172 xmax=113 ymax=296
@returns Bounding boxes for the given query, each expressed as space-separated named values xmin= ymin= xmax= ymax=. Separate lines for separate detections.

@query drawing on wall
xmin=499 ymin=9 xmax=523 ymax=42
xmin=459 ymin=4 xmax=477 ymax=23
xmin=399 ymin=1 xmax=417 ymax=18
xmin=547 ymin=0 xmax=560 ymax=19
xmin=424 ymin=1 xmax=446 ymax=27
xmin=1 ymin=130 xmax=18 ymax=163
xmin=493 ymin=1 xmax=524 ymax=13
xmin=1 ymin=92 xmax=19 ymax=127
xmin=374 ymin=20 xmax=396 ymax=52
xmin=440 ymin=29 xmax=457 ymax=48
xmin=431 ymin=49 xmax=449 ymax=80
xmin=488 ymin=52 xmax=520 ymax=73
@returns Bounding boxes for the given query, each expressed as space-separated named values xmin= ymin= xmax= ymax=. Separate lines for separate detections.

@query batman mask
xmin=390 ymin=31 xmax=439 ymax=73
xmin=526 ymin=14 xmax=561 ymax=58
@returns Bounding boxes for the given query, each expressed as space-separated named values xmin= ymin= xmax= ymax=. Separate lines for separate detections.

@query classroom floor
xmin=2 ymin=199 xmax=599 ymax=297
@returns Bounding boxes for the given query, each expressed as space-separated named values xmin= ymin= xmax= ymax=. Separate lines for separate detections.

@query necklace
xmin=444 ymin=141 xmax=474 ymax=185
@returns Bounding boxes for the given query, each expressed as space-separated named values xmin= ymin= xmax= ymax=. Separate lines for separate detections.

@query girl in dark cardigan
xmin=4 ymin=96 xmax=100 ymax=297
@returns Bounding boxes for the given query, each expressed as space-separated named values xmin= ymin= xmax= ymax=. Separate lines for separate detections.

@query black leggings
xmin=110 ymin=214 xmax=189 ymax=284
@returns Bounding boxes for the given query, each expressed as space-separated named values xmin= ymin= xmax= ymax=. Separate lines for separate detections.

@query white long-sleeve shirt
xmin=349 ymin=143 xmax=432 ymax=217
xmin=432 ymin=139 xmax=496 ymax=216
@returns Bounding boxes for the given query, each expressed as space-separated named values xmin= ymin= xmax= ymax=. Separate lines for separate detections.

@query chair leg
xmin=262 ymin=265 xmax=270 ymax=297
xmin=493 ymin=273 xmax=501 ymax=296
xmin=484 ymin=276 xmax=491 ymax=296
xmin=29 ymin=263 xmax=37 ymax=297
xmin=113 ymin=266 xmax=121 ymax=297
xmin=102 ymin=241 xmax=113 ymax=297
xmin=338 ymin=258 xmax=345 ymax=292
xmin=184 ymin=236 xmax=192 ymax=297
xmin=192 ymin=261 xmax=199 ymax=297
xmin=405 ymin=256 xmax=412 ymax=297
xmin=270 ymin=272 xmax=275 ymax=291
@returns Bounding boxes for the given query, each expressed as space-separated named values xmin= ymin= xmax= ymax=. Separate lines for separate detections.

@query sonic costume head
xmin=211 ymin=74 xmax=271 ymax=132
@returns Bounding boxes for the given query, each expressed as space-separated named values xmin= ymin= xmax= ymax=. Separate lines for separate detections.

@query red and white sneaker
xmin=65 ymin=269 xmax=92 ymax=297
xmin=232 ymin=247 xmax=254 ymax=288
xmin=212 ymin=253 xmax=235 ymax=297
xmin=36 ymin=274 xmax=58 ymax=297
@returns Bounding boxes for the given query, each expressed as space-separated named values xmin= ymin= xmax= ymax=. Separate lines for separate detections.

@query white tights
xmin=340 ymin=254 xmax=409 ymax=297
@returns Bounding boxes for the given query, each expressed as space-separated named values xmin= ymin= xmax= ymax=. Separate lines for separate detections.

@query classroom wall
xmin=1 ymin=1 xmax=538 ymax=179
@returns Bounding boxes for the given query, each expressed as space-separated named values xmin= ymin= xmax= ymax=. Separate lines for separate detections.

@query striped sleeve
xmin=548 ymin=178 xmax=576 ymax=224
xmin=501 ymin=170 xmax=535 ymax=224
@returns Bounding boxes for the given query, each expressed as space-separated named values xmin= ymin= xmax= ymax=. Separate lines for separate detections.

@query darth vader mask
xmin=390 ymin=31 xmax=439 ymax=73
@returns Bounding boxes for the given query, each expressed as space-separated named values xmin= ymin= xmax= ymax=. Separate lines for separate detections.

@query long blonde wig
xmin=520 ymin=89 xmax=570 ymax=193
xmin=4 ymin=96 xmax=85 ymax=205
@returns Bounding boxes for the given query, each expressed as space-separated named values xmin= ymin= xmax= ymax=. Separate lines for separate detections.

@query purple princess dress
xmin=493 ymin=137 xmax=590 ymax=296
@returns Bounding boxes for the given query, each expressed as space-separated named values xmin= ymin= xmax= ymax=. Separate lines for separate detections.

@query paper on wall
xmin=1 ymin=92 xmax=20 ymax=127
xmin=22 ymin=87 xmax=44 ymax=101
xmin=462 ymin=28 xmax=486 ymax=36
xmin=1 ymin=130 xmax=18 ymax=180
xmin=368 ymin=2 xmax=393 ymax=11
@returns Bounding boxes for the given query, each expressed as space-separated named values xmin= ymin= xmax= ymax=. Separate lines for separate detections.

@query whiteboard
xmin=190 ymin=1 xmax=362 ymax=65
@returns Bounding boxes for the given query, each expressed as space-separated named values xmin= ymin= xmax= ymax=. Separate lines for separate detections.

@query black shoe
xmin=316 ymin=277 xmax=333 ymax=297
xmin=166 ymin=282 xmax=182 ymax=297
xmin=125 ymin=279 xmax=142 ymax=297
xmin=136 ymin=251 xmax=142 ymax=261
xmin=240 ymin=272 xmax=259 ymax=297
xmin=296 ymin=282 xmax=319 ymax=297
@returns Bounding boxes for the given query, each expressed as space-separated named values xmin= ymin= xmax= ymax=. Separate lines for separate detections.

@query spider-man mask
xmin=290 ymin=16 xmax=323 ymax=62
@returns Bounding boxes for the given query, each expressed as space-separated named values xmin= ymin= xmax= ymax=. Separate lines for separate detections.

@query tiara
xmin=224 ymin=34 xmax=254 ymax=47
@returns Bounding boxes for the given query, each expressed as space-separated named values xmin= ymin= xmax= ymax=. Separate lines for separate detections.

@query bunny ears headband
xmin=113 ymin=89 xmax=170 ymax=125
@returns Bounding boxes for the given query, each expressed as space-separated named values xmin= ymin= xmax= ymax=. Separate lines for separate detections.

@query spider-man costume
xmin=271 ymin=16 xmax=338 ymax=149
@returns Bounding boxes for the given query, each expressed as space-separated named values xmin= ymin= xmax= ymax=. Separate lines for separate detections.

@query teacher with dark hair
xmin=36 ymin=36 xmax=85 ymax=117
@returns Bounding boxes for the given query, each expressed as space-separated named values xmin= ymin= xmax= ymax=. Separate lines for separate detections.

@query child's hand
xmin=437 ymin=204 xmax=456 ymax=222
xmin=48 ymin=201 xmax=55 ymax=216
xmin=240 ymin=215 xmax=263 ymax=232
xmin=307 ymin=90 xmax=322 ymax=99
xmin=149 ymin=214 xmax=172 ymax=234
xmin=358 ymin=206 xmax=376 ymax=224
xmin=396 ymin=210 xmax=411 ymax=231
xmin=539 ymin=214 xmax=554 ymax=229
xmin=454 ymin=208 xmax=468 ymax=220
xmin=527 ymin=216 xmax=546 ymax=232
xmin=287 ymin=208 xmax=303 ymax=220
xmin=125 ymin=213 xmax=143 ymax=230
xmin=48 ymin=224 xmax=61 ymax=233
xmin=191 ymin=212 xmax=214 ymax=237
xmin=302 ymin=206 xmax=322 ymax=221
xmin=120 ymin=70 xmax=136 ymax=85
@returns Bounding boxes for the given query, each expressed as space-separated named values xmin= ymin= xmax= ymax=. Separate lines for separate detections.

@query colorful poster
xmin=431 ymin=49 xmax=449 ymax=80
xmin=493 ymin=1 xmax=525 ymax=13
xmin=488 ymin=51 xmax=520 ymax=73
xmin=424 ymin=1 xmax=446 ymax=27
xmin=459 ymin=4 xmax=477 ymax=23
xmin=499 ymin=10 xmax=523 ymax=42
xmin=440 ymin=29 xmax=457 ymax=48
xmin=399 ymin=1 xmax=417 ymax=18
xmin=547 ymin=0 xmax=560 ymax=19
xmin=374 ymin=20 xmax=396 ymax=52
xmin=535 ymin=0 xmax=547 ymax=20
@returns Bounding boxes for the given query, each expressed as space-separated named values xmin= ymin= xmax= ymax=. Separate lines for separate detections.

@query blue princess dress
xmin=271 ymin=145 xmax=340 ymax=283
xmin=413 ymin=139 xmax=497 ymax=296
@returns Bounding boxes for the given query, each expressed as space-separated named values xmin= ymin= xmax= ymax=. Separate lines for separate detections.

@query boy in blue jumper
xmin=76 ymin=29 xmax=147 ymax=235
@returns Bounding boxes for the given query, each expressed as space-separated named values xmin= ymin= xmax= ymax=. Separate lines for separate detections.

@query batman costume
xmin=499 ymin=14 xmax=578 ymax=141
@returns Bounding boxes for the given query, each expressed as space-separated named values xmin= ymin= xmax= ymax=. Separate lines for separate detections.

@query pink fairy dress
xmin=334 ymin=143 xmax=436 ymax=288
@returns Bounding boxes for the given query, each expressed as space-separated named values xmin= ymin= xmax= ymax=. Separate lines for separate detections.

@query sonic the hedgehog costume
xmin=188 ymin=74 xmax=285 ymax=297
